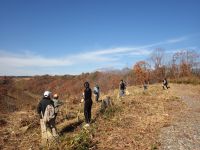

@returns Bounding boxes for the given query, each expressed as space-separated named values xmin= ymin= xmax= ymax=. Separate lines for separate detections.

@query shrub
xmin=70 ymin=129 xmax=93 ymax=150
xmin=102 ymin=105 xmax=121 ymax=119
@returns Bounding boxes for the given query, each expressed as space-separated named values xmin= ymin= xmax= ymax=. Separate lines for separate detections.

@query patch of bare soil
xmin=159 ymin=84 xmax=200 ymax=150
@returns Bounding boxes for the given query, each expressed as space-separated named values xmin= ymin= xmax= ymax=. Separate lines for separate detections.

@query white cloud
xmin=0 ymin=47 xmax=151 ymax=68
xmin=0 ymin=35 xmax=189 ymax=75
xmin=0 ymin=51 xmax=73 ymax=67
xmin=166 ymin=36 xmax=187 ymax=43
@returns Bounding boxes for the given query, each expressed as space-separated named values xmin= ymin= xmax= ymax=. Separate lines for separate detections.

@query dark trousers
xmin=163 ymin=84 xmax=169 ymax=89
xmin=84 ymin=101 xmax=92 ymax=123
xmin=95 ymin=94 xmax=99 ymax=102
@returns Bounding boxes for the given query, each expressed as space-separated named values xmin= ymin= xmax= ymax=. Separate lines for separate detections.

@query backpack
xmin=52 ymin=99 xmax=59 ymax=113
xmin=43 ymin=104 xmax=55 ymax=123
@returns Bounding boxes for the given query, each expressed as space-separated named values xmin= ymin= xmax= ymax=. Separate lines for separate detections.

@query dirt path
xmin=159 ymin=84 xmax=200 ymax=150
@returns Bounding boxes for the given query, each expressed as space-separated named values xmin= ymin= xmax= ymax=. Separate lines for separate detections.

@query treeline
xmin=133 ymin=48 xmax=200 ymax=84
xmin=18 ymin=48 xmax=200 ymax=103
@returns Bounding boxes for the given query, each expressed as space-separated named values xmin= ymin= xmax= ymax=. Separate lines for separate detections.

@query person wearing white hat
xmin=37 ymin=91 xmax=57 ymax=145
xmin=37 ymin=91 xmax=54 ymax=116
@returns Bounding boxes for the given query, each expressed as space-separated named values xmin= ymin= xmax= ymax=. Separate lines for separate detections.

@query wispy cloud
xmin=166 ymin=36 xmax=187 ymax=43
xmin=165 ymin=46 xmax=199 ymax=54
xmin=0 ymin=47 xmax=151 ymax=68
xmin=0 ymin=35 xmax=189 ymax=75
xmin=0 ymin=51 xmax=73 ymax=67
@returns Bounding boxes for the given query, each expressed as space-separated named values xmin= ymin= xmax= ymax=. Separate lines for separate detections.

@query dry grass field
xmin=0 ymin=79 xmax=200 ymax=150
xmin=0 ymin=83 xmax=200 ymax=150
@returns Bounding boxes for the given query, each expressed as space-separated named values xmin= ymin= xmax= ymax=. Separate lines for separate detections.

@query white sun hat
xmin=44 ymin=91 xmax=51 ymax=98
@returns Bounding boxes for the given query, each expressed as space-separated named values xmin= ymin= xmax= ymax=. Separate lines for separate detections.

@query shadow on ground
xmin=59 ymin=120 xmax=84 ymax=135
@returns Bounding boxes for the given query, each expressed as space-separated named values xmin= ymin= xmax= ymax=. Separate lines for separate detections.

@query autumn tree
xmin=133 ymin=61 xmax=150 ymax=84
xmin=150 ymin=48 xmax=165 ymax=69
xmin=149 ymin=48 xmax=167 ymax=80
xmin=172 ymin=50 xmax=199 ymax=77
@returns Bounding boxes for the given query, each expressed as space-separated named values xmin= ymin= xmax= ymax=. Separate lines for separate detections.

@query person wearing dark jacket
xmin=37 ymin=91 xmax=55 ymax=118
xmin=162 ymin=78 xmax=169 ymax=90
xmin=83 ymin=82 xmax=93 ymax=127
xmin=119 ymin=80 xmax=126 ymax=97
xmin=37 ymin=91 xmax=58 ymax=141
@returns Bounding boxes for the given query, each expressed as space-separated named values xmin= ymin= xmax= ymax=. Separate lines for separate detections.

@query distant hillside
xmin=0 ymin=77 xmax=39 ymax=113
xmin=0 ymin=71 xmax=133 ymax=113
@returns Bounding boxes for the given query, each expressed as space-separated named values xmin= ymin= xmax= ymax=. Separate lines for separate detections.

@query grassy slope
xmin=0 ymin=84 xmax=188 ymax=150
xmin=91 ymin=84 xmax=185 ymax=150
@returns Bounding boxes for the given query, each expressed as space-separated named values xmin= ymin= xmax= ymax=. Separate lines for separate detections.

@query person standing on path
xmin=52 ymin=93 xmax=63 ymax=120
xmin=83 ymin=81 xmax=93 ymax=127
xmin=119 ymin=80 xmax=126 ymax=97
xmin=37 ymin=91 xmax=57 ymax=145
xmin=52 ymin=93 xmax=63 ymax=133
xmin=162 ymin=78 xmax=169 ymax=90
xmin=93 ymin=84 xmax=100 ymax=102
xmin=143 ymin=80 xmax=148 ymax=91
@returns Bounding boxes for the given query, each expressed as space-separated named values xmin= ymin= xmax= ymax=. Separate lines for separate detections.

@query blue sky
xmin=0 ymin=0 xmax=199 ymax=75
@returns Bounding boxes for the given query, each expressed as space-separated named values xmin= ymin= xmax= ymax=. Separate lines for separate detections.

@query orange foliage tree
xmin=172 ymin=50 xmax=199 ymax=77
xmin=133 ymin=61 xmax=150 ymax=84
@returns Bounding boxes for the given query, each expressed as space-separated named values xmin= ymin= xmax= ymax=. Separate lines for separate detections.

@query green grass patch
xmin=70 ymin=128 xmax=94 ymax=150
xmin=102 ymin=105 xmax=122 ymax=119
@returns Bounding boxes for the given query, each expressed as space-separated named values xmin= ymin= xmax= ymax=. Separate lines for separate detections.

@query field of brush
xmin=1 ymin=82 xmax=200 ymax=149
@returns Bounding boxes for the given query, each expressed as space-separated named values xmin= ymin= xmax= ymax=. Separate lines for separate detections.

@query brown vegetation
xmin=0 ymin=48 xmax=199 ymax=149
